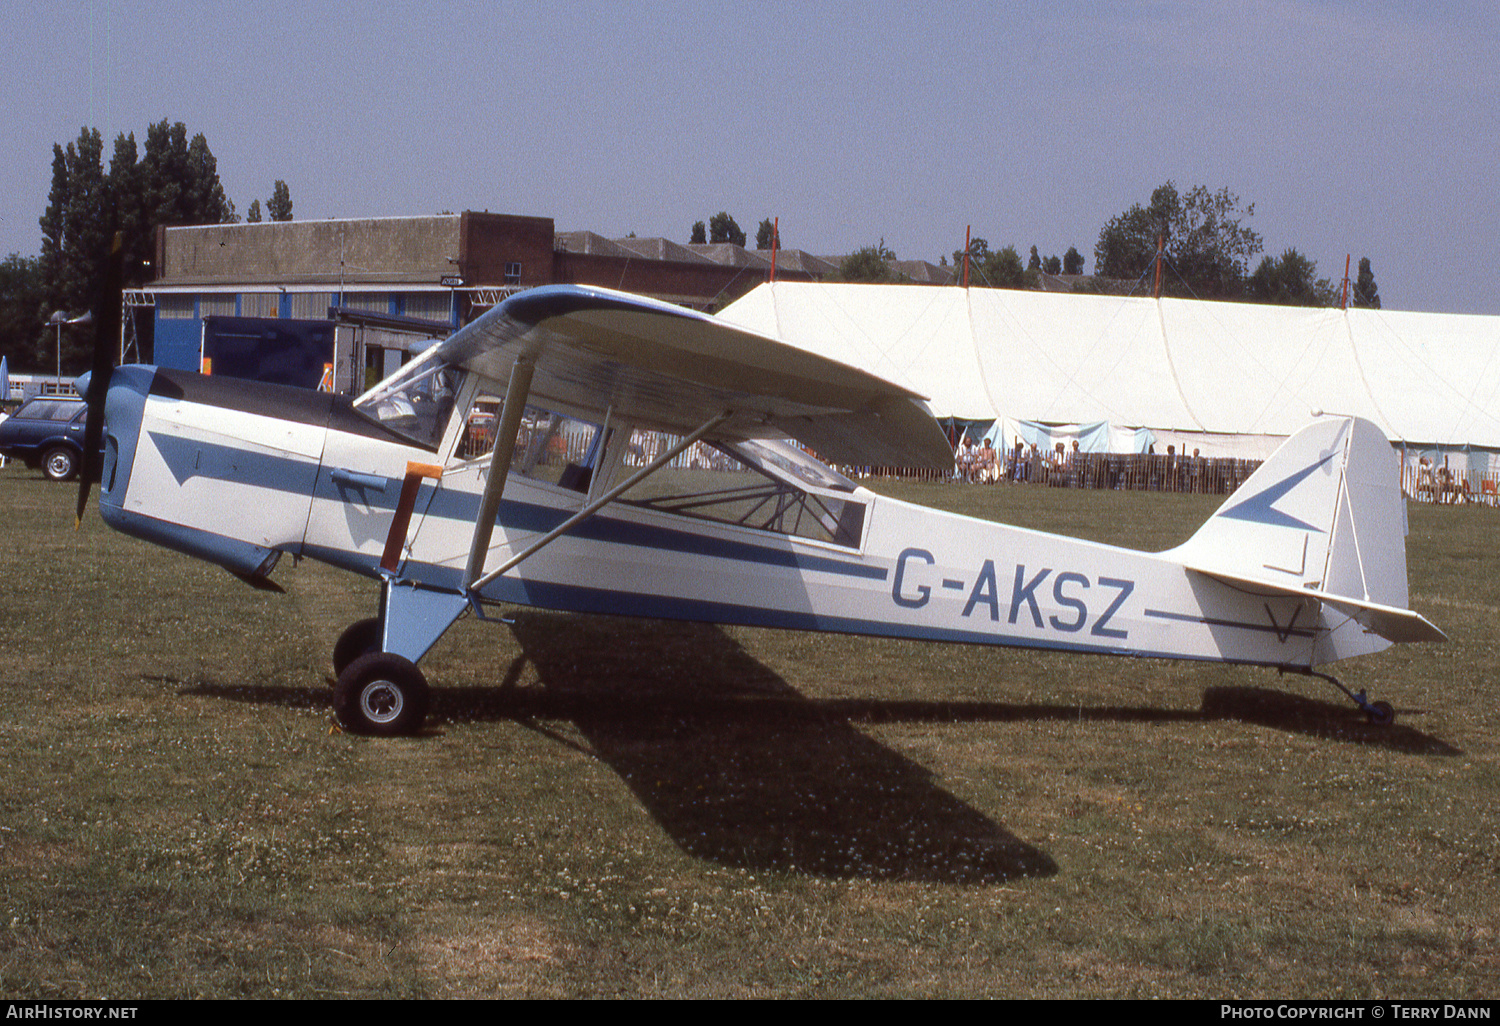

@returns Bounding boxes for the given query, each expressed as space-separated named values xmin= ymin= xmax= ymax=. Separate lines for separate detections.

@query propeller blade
xmin=76 ymin=232 xmax=123 ymax=526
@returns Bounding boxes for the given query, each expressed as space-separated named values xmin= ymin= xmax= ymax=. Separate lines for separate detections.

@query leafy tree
xmin=106 ymin=132 xmax=152 ymax=285
xmin=984 ymin=245 xmax=1027 ymax=289
xmin=0 ymin=254 xmax=48 ymax=371
xmin=953 ymin=236 xmax=991 ymax=268
xmin=35 ymin=121 xmax=237 ymax=371
xmin=246 ymin=199 xmax=263 ymax=223
xmin=1353 ymin=257 xmax=1381 ymax=309
xmin=689 ymin=220 xmax=706 ymax=245
xmin=708 ymin=212 xmax=745 ymax=247
xmin=1043 ymin=254 xmax=1061 ymax=275
xmin=1245 ymin=249 xmax=1336 ymax=307
xmin=952 ymin=237 xmax=1030 ymax=289
xmin=1063 ymin=246 xmax=1085 ymax=275
xmin=835 ymin=240 xmax=898 ymax=282
xmin=1027 ymin=246 xmax=1041 ymax=272
xmin=755 ymin=217 xmax=779 ymax=250
xmin=38 ymin=128 xmax=110 ymax=363
xmin=267 ymin=180 xmax=293 ymax=222
xmin=1094 ymin=181 xmax=1262 ymax=298
xmin=137 ymin=120 xmax=234 ymax=231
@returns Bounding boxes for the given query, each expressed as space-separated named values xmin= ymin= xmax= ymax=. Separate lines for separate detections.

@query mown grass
xmin=0 ymin=464 xmax=1496 ymax=997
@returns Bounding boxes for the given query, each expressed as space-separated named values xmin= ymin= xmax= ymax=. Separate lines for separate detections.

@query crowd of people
xmin=951 ymin=436 xmax=1259 ymax=495
xmin=1411 ymin=455 xmax=1499 ymax=505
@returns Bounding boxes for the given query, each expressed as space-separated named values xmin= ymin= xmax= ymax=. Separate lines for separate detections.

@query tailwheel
xmin=334 ymin=652 xmax=430 ymax=736
xmin=332 ymin=617 xmax=383 ymax=676
xmin=1296 ymin=668 xmax=1397 ymax=727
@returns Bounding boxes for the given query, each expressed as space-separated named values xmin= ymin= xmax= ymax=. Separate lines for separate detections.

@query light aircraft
xmin=80 ymin=282 xmax=1444 ymax=736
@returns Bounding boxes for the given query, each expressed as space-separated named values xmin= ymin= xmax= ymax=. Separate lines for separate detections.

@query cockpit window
xmin=733 ymin=438 xmax=858 ymax=493
xmin=617 ymin=434 xmax=866 ymax=547
xmin=352 ymin=351 xmax=459 ymax=450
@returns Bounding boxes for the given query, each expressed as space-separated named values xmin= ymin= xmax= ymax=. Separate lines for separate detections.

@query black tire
xmin=1366 ymin=700 xmax=1396 ymax=727
xmin=333 ymin=652 xmax=430 ymax=736
xmin=42 ymin=446 xmax=78 ymax=482
xmin=333 ymin=617 xmax=383 ymax=676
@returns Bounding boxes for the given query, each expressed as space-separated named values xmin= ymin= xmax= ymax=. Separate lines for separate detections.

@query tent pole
xmin=1153 ymin=235 xmax=1163 ymax=299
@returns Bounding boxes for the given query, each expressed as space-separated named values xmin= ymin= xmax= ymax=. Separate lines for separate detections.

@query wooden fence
xmin=1401 ymin=464 xmax=1500 ymax=506
xmin=853 ymin=453 xmax=1263 ymax=495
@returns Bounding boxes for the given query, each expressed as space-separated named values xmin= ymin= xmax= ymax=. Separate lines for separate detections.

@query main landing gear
xmin=1291 ymin=667 xmax=1396 ymax=726
xmin=331 ymin=619 xmax=431 ymax=736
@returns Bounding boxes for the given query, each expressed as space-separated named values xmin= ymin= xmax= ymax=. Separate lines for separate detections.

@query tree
xmin=267 ymin=180 xmax=293 ymax=222
xmin=1027 ymin=245 xmax=1041 ymax=272
xmin=188 ymin=133 xmax=234 ymax=224
xmin=38 ymin=128 xmax=110 ymax=361
xmin=0 ymin=254 xmax=47 ymax=371
xmin=835 ymin=240 xmax=898 ymax=282
xmin=984 ymin=245 xmax=1027 ymax=289
xmin=708 ymin=212 xmax=745 ymax=247
xmin=1245 ymin=249 xmax=1336 ymax=307
xmin=1063 ymin=246 xmax=1085 ymax=275
xmin=953 ymin=236 xmax=991 ymax=269
xmin=1094 ymin=181 xmax=1263 ymax=298
xmin=246 ymin=199 xmax=263 ymax=223
xmin=1043 ymin=254 xmax=1061 ymax=275
xmin=755 ymin=217 xmax=779 ymax=250
xmin=137 ymin=121 xmax=234 ymax=231
xmin=1353 ymin=257 xmax=1381 ymax=309
xmin=107 ymin=132 xmax=151 ymax=285
xmin=952 ymin=237 xmax=1030 ymax=289
xmin=35 ymin=121 xmax=238 ymax=371
xmin=689 ymin=221 xmax=706 ymax=245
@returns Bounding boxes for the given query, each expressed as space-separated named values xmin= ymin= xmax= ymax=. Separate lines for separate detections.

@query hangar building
xmin=137 ymin=211 xmax=837 ymax=391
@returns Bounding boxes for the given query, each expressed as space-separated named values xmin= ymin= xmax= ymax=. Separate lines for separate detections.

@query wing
xmin=434 ymin=284 xmax=953 ymax=471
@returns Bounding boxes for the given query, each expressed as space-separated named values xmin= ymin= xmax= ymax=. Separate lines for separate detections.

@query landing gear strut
xmin=1293 ymin=667 xmax=1396 ymax=725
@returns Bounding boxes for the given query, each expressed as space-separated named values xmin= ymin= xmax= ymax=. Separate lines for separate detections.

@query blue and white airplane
xmin=86 ymin=284 xmax=1444 ymax=735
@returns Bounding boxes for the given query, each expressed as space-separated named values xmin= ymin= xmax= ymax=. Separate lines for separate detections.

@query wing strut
xmin=464 ymin=355 xmax=536 ymax=588
xmin=466 ymin=409 xmax=733 ymax=595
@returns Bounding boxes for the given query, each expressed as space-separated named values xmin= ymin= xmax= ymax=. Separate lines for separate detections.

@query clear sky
xmin=4 ymin=0 xmax=1496 ymax=314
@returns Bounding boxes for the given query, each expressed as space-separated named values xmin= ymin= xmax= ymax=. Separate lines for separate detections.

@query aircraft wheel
xmin=1365 ymin=700 xmax=1395 ymax=727
xmin=333 ymin=617 xmax=383 ymax=676
xmin=42 ymin=446 xmax=78 ymax=482
xmin=334 ymin=653 xmax=429 ymax=737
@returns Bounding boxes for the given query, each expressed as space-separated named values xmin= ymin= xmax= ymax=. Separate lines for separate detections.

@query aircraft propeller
xmin=76 ymin=232 xmax=123 ymax=525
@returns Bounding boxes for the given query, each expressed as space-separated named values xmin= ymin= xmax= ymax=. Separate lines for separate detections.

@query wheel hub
xmin=360 ymin=680 xmax=404 ymax=723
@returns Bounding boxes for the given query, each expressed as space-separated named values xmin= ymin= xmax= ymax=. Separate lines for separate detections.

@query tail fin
xmin=1167 ymin=417 xmax=1444 ymax=658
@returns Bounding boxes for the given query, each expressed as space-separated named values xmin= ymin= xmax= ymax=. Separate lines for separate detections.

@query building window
xmin=343 ymin=292 xmax=388 ymax=314
xmin=505 ymin=263 xmax=522 ymax=284
xmin=158 ymin=295 xmax=194 ymax=319
xmin=405 ymin=293 xmax=452 ymax=321
xmin=289 ymin=293 xmax=333 ymax=319
xmin=198 ymin=294 xmax=236 ymax=317
xmin=241 ymin=293 xmax=279 ymax=318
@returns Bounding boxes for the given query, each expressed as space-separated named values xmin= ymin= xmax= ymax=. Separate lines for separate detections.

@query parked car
xmin=0 ymin=396 xmax=94 ymax=481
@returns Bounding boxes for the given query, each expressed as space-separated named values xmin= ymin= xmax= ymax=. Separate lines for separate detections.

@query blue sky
xmin=5 ymin=0 xmax=1497 ymax=313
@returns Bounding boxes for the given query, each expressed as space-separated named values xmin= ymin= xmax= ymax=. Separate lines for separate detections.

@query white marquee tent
xmin=719 ymin=282 xmax=1500 ymax=481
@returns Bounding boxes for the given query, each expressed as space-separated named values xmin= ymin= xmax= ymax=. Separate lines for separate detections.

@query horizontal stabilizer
xmin=1185 ymin=565 xmax=1447 ymax=644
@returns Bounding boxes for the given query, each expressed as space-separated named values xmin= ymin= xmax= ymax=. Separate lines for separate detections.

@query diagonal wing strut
xmin=463 ymin=360 xmax=732 ymax=593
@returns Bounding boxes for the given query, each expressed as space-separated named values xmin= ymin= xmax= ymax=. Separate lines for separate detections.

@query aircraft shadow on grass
xmin=178 ymin=613 xmax=1458 ymax=883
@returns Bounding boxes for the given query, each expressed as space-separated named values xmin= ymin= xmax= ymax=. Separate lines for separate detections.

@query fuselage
xmin=100 ymin=364 xmax=1372 ymax=673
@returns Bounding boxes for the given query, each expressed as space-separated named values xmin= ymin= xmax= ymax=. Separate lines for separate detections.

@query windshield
xmin=352 ymin=351 xmax=460 ymax=450
xmin=731 ymin=438 xmax=858 ymax=493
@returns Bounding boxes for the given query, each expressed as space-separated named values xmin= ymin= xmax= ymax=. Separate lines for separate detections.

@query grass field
xmin=0 ymin=464 xmax=1496 ymax=998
